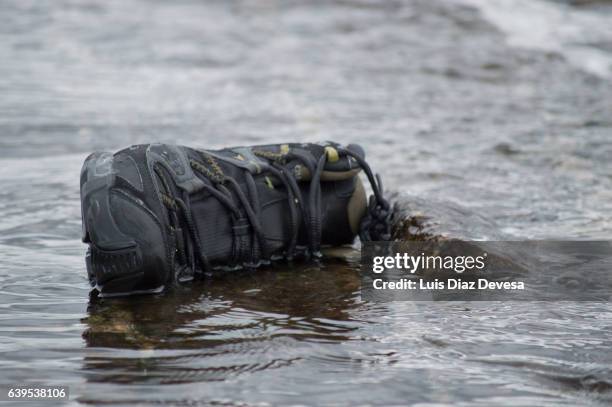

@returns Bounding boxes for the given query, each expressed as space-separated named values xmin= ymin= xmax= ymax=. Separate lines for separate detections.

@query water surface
xmin=1 ymin=0 xmax=612 ymax=405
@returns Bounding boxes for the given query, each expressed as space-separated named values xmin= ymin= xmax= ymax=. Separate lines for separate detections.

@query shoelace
xmin=156 ymin=146 xmax=391 ymax=275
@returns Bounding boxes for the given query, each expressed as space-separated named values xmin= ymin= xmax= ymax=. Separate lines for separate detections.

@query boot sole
xmin=81 ymin=152 xmax=165 ymax=296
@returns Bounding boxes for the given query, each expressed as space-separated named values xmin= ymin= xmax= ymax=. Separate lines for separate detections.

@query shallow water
xmin=1 ymin=0 xmax=612 ymax=405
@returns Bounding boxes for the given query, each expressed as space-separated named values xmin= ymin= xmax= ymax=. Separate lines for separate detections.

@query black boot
xmin=80 ymin=142 xmax=390 ymax=296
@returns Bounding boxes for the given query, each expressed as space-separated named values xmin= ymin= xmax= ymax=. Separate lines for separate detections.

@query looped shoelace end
xmin=360 ymin=193 xmax=393 ymax=242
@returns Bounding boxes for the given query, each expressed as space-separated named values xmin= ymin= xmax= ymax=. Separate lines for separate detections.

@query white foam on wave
xmin=461 ymin=0 xmax=612 ymax=77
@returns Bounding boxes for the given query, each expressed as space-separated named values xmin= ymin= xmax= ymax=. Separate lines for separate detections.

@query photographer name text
xmin=373 ymin=278 xmax=524 ymax=290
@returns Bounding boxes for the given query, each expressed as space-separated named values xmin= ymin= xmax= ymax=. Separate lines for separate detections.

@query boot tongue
xmin=288 ymin=163 xmax=362 ymax=182
xmin=284 ymin=143 xmax=365 ymax=183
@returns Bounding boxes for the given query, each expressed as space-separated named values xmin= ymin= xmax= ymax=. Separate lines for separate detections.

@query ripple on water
xmin=1 ymin=0 xmax=612 ymax=405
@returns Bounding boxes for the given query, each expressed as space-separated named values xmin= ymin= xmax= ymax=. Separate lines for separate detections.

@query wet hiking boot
xmin=80 ymin=142 xmax=391 ymax=296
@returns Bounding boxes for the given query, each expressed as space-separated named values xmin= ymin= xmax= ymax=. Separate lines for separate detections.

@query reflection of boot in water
xmin=81 ymin=255 xmax=361 ymax=350
xmin=80 ymin=142 xmax=390 ymax=297
xmin=80 ymin=256 xmax=362 ymax=385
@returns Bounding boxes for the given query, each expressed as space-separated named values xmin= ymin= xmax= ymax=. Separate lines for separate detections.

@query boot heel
xmin=81 ymin=151 xmax=167 ymax=297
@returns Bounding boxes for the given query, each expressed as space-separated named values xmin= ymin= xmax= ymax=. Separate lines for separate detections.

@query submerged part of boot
xmin=80 ymin=142 xmax=390 ymax=296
